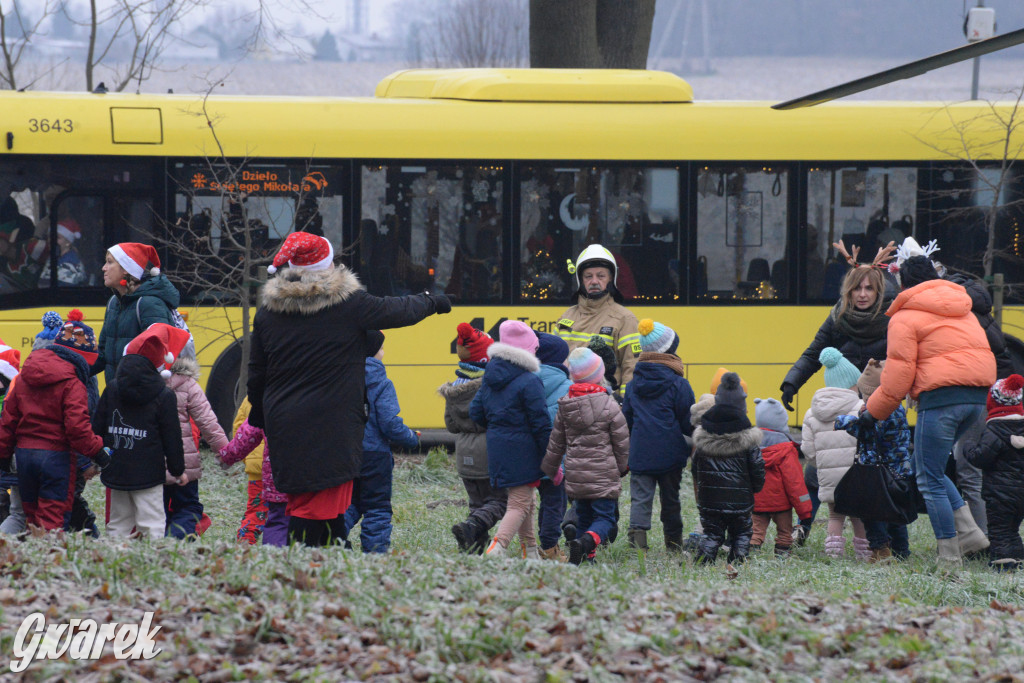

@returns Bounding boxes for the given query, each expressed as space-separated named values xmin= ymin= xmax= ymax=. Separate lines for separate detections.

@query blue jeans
xmin=863 ymin=519 xmax=910 ymax=557
xmin=343 ymin=451 xmax=393 ymax=553
xmin=164 ymin=480 xmax=203 ymax=538
xmin=537 ymin=479 xmax=566 ymax=550
xmin=576 ymin=498 xmax=617 ymax=543
xmin=914 ymin=403 xmax=984 ymax=539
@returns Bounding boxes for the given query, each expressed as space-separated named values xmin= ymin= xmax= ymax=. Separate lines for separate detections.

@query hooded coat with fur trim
xmin=692 ymin=410 xmax=765 ymax=516
xmin=469 ymin=342 xmax=551 ymax=488
xmin=247 ymin=265 xmax=440 ymax=494
xmin=867 ymin=279 xmax=996 ymax=420
xmin=165 ymin=357 xmax=228 ymax=484
xmin=438 ymin=376 xmax=489 ymax=479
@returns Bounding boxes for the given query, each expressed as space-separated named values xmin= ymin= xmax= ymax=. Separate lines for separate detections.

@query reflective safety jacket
xmin=556 ymin=295 xmax=640 ymax=389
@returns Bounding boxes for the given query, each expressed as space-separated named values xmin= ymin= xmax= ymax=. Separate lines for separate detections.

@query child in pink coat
xmin=164 ymin=354 xmax=228 ymax=538
xmin=219 ymin=399 xmax=289 ymax=546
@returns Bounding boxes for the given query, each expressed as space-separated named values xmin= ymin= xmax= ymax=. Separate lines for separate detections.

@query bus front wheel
xmin=207 ymin=340 xmax=242 ymax=437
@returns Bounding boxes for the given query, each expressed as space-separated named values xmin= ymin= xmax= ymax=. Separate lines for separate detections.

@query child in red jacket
xmin=751 ymin=398 xmax=812 ymax=556
xmin=0 ymin=319 xmax=109 ymax=531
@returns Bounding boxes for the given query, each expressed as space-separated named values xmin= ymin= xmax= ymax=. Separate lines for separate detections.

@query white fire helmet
xmin=567 ymin=244 xmax=617 ymax=292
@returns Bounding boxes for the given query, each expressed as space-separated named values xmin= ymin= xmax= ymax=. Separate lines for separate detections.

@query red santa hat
xmin=0 ymin=339 xmax=21 ymax=382
xmin=108 ymin=242 xmax=161 ymax=280
xmin=455 ymin=323 xmax=493 ymax=362
xmin=124 ymin=323 xmax=192 ymax=378
xmin=56 ymin=219 xmax=81 ymax=244
xmin=267 ymin=232 xmax=333 ymax=275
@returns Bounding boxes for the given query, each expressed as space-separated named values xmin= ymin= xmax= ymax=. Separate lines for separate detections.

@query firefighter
xmin=556 ymin=245 xmax=641 ymax=391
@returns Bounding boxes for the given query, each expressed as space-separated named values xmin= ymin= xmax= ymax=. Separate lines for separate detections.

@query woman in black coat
xmin=780 ymin=265 xmax=892 ymax=411
xmin=247 ymin=233 xmax=450 ymax=546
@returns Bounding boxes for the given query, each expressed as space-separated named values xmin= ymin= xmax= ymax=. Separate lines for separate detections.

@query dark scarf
xmin=831 ymin=303 xmax=888 ymax=347
xmin=48 ymin=344 xmax=91 ymax=387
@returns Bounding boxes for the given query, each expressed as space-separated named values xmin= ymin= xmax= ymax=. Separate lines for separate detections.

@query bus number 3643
xmin=28 ymin=118 xmax=73 ymax=133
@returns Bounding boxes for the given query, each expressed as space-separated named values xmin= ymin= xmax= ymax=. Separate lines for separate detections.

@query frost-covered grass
xmin=1 ymin=448 xmax=1023 ymax=681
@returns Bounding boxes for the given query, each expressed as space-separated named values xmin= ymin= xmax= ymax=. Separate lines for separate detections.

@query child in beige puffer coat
xmin=542 ymin=348 xmax=630 ymax=565
xmin=801 ymin=347 xmax=868 ymax=560
xmin=164 ymin=355 xmax=228 ymax=538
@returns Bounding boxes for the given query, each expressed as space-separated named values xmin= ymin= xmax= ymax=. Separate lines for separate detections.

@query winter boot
xmin=568 ymin=531 xmax=598 ymax=565
xmin=991 ymin=558 xmax=1021 ymax=573
xmin=937 ymin=536 xmax=963 ymax=569
xmin=852 ymin=537 xmax=871 ymax=562
xmin=484 ymin=538 xmax=508 ymax=559
xmin=953 ymin=506 xmax=990 ymax=556
xmin=523 ymin=544 xmax=541 ymax=561
xmin=870 ymin=546 xmax=893 ymax=564
xmin=824 ymin=535 xmax=846 ymax=558
xmin=288 ymin=517 xmax=326 ymax=547
xmin=539 ymin=545 xmax=567 ymax=562
xmin=452 ymin=519 xmax=484 ymax=553
xmin=627 ymin=527 xmax=648 ymax=550
xmin=664 ymin=530 xmax=684 ymax=553
xmin=773 ymin=545 xmax=791 ymax=558
xmin=684 ymin=532 xmax=704 ymax=552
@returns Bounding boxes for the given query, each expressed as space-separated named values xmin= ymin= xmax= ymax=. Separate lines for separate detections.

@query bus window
xmin=519 ymin=165 xmax=681 ymax=303
xmin=42 ymin=196 xmax=104 ymax=287
xmin=925 ymin=164 xmax=1024 ymax=302
xmin=360 ymin=163 xmax=504 ymax=302
xmin=173 ymin=162 xmax=344 ymax=298
xmin=804 ymin=165 xmax=919 ymax=303
xmin=696 ymin=166 xmax=789 ymax=302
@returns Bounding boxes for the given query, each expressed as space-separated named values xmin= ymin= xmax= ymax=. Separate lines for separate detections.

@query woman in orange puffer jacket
xmin=863 ymin=254 xmax=996 ymax=566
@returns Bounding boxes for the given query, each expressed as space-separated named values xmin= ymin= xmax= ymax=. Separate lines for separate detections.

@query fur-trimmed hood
xmin=259 ymin=265 xmax=362 ymax=316
xmin=487 ymin=342 xmax=540 ymax=373
xmin=693 ymin=425 xmax=763 ymax=457
xmin=169 ymin=356 xmax=201 ymax=379
xmin=437 ymin=377 xmax=482 ymax=400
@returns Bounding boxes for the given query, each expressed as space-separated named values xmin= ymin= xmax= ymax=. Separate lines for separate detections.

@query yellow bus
xmin=1 ymin=69 xmax=1022 ymax=430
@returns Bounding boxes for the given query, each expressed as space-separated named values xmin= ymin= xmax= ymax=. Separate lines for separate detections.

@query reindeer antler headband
xmin=832 ymin=239 xmax=898 ymax=270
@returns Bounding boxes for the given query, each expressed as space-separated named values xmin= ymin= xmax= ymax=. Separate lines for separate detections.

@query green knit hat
xmin=819 ymin=347 xmax=860 ymax=389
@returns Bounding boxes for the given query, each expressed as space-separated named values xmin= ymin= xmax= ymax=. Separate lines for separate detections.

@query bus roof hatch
xmin=374 ymin=69 xmax=693 ymax=103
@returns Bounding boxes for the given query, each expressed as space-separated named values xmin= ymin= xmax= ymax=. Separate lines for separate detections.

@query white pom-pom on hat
xmin=160 ymin=369 xmax=172 ymax=378
xmin=151 ymin=267 xmax=160 ymax=276
xmin=164 ymin=352 xmax=174 ymax=363
xmin=267 ymin=264 xmax=278 ymax=274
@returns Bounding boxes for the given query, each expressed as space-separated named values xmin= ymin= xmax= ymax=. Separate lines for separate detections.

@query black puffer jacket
xmin=692 ymin=405 xmax=765 ymax=516
xmin=94 ymin=354 xmax=184 ymax=491
xmin=247 ymin=265 xmax=440 ymax=494
xmin=781 ymin=301 xmax=891 ymax=392
xmin=948 ymin=273 xmax=1015 ymax=379
xmin=965 ymin=416 xmax=1024 ymax=560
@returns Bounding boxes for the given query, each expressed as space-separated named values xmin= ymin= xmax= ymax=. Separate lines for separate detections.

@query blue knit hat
xmin=820 ymin=347 xmax=860 ymax=389
xmin=567 ymin=347 xmax=604 ymax=384
xmin=638 ymin=318 xmax=679 ymax=354
xmin=536 ymin=332 xmax=569 ymax=366
xmin=37 ymin=311 xmax=62 ymax=341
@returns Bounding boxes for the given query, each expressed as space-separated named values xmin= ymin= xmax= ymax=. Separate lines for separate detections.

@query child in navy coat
xmin=534 ymin=331 xmax=572 ymax=561
xmin=622 ymin=319 xmax=694 ymax=552
xmin=344 ymin=331 xmax=419 ymax=553
xmin=470 ymin=320 xmax=551 ymax=559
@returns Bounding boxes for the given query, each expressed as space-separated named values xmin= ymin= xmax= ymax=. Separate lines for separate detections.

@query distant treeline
xmin=650 ymin=0 xmax=1024 ymax=59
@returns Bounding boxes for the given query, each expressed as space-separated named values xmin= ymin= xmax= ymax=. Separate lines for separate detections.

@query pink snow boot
xmin=852 ymin=536 xmax=871 ymax=561
xmin=824 ymin=535 xmax=846 ymax=558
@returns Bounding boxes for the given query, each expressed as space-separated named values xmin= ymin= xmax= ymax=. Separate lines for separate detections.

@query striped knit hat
xmin=638 ymin=318 xmax=679 ymax=354
xmin=820 ymin=347 xmax=860 ymax=389
xmin=988 ymin=375 xmax=1024 ymax=419
xmin=567 ymin=347 xmax=604 ymax=385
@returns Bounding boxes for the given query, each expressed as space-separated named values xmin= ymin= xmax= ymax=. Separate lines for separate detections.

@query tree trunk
xmin=595 ymin=0 xmax=655 ymax=68
xmin=530 ymin=0 xmax=655 ymax=68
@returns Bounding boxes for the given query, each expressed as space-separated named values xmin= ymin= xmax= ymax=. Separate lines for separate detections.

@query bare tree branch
xmin=0 ymin=0 xmax=58 ymax=90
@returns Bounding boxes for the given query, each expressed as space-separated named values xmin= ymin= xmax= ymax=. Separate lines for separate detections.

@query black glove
xmin=93 ymin=447 xmax=112 ymax=471
xmin=0 ymin=457 xmax=10 ymax=474
xmin=427 ymin=292 xmax=452 ymax=314
xmin=857 ymin=409 xmax=877 ymax=431
xmin=780 ymin=383 xmax=797 ymax=412
xmin=587 ymin=336 xmax=617 ymax=385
